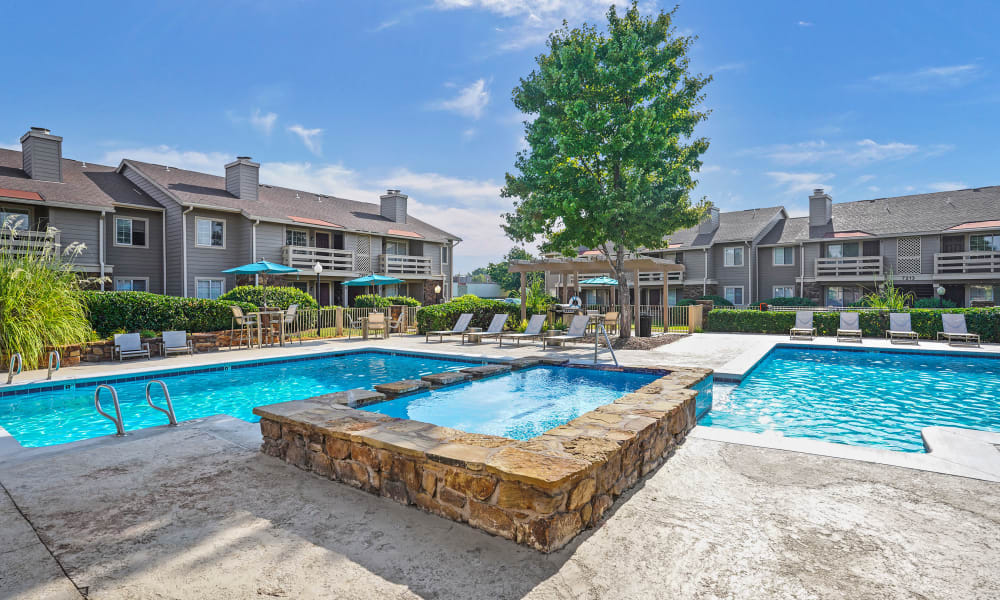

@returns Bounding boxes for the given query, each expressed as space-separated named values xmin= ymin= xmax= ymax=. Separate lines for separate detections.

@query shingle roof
xmin=124 ymin=160 xmax=461 ymax=243
xmin=0 ymin=149 xmax=160 ymax=211
xmin=758 ymin=216 xmax=808 ymax=245
xmin=666 ymin=206 xmax=785 ymax=248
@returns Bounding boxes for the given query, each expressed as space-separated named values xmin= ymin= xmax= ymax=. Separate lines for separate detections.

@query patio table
xmin=361 ymin=317 xmax=389 ymax=341
xmin=251 ymin=309 xmax=286 ymax=348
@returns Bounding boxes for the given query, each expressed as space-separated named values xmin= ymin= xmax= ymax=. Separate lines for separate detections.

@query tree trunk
xmin=610 ymin=251 xmax=631 ymax=339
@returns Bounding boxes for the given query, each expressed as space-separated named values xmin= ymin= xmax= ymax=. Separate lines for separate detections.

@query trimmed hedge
xmin=761 ymin=296 xmax=817 ymax=306
xmin=704 ymin=308 xmax=1000 ymax=342
xmin=914 ymin=297 xmax=957 ymax=309
xmin=82 ymin=291 xmax=257 ymax=338
xmin=218 ymin=285 xmax=318 ymax=310
xmin=385 ymin=295 xmax=421 ymax=307
xmin=415 ymin=294 xmax=522 ymax=334
xmin=353 ymin=294 xmax=391 ymax=308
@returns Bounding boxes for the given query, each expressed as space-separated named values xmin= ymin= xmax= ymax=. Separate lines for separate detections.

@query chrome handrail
xmin=7 ymin=353 xmax=22 ymax=384
xmin=145 ymin=380 xmax=177 ymax=426
xmin=47 ymin=350 xmax=60 ymax=380
xmin=593 ymin=323 xmax=619 ymax=367
xmin=94 ymin=384 xmax=126 ymax=436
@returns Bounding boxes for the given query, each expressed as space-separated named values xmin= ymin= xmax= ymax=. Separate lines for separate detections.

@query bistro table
xmin=462 ymin=326 xmax=485 ymax=344
xmin=251 ymin=308 xmax=286 ymax=348
xmin=360 ymin=317 xmax=390 ymax=341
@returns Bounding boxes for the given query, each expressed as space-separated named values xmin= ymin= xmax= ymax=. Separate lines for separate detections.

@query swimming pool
xmin=0 ymin=352 xmax=478 ymax=447
xmin=361 ymin=365 xmax=660 ymax=440
xmin=700 ymin=346 xmax=1000 ymax=452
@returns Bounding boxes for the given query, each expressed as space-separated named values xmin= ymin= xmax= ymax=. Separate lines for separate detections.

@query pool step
xmin=459 ymin=364 xmax=512 ymax=379
xmin=374 ymin=379 xmax=431 ymax=399
xmin=421 ymin=372 xmax=472 ymax=388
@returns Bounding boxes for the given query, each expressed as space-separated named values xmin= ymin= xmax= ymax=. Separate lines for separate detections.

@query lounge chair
xmin=114 ymin=333 xmax=151 ymax=361
xmin=602 ymin=311 xmax=619 ymax=335
xmin=426 ymin=313 xmax=474 ymax=343
xmin=460 ymin=313 xmax=507 ymax=344
xmin=161 ymin=331 xmax=193 ymax=356
xmin=886 ymin=313 xmax=919 ymax=344
xmin=937 ymin=313 xmax=980 ymax=347
xmin=543 ymin=314 xmax=591 ymax=349
xmin=499 ymin=314 xmax=547 ymax=347
xmin=836 ymin=312 xmax=862 ymax=343
xmin=789 ymin=311 xmax=817 ymax=340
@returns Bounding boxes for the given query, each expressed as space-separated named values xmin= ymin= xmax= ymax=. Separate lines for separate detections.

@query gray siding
xmin=185 ymin=209 xmax=249 ymax=296
xmin=802 ymin=242 xmax=820 ymax=280
xmin=921 ymin=235 xmax=940 ymax=274
xmin=47 ymin=207 xmax=101 ymax=267
xmin=225 ymin=163 xmax=258 ymax=201
xmin=105 ymin=208 xmax=164 ymax=293
xmin=883 ymin=236 xmax=898 ymax=273
xmin=255 ymin=222 xmax=285 ymax=264
xmin=21 ymin=136 xmax=62 ymax=182
xmin=757 ymin=246 xmax=800 ymax=300
xmin=423 ymin=241 xmax=442 ymax=275
xmin=122 ymin=166 xmax=183 ymax=295
xmin=713 ymin=244 xmax=750 ymax=300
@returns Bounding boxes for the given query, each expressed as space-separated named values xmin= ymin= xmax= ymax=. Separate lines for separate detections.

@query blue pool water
xmin=700 ymin=347 xmax=1000 ymax=452
xmin=0 ymin=352 xmax=477 ymax=447
xmin=361 ymin=366 xmax=660 ymax=440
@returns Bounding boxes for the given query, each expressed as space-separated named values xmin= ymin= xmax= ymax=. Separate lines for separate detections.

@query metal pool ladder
xmin=7 ymin=353 xmax=22 ymax=384
xmin=593 ymin=323 xmax=619 ymax=367
xmin=47 ymin=350 xmax=60 ymax=380
xmin=145 ymin=380 xmax=178 ymax=426
xmin=94 ymin=384 xmax=126 ymax=436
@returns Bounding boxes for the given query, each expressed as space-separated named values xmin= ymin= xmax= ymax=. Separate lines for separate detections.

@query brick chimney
xmin=20 ymin=127 xmax=63 ymax=182
xmin=698 ymin=206 xmax=720 ymax=234
xmin=225 ymin=156 xmax=259 ymax=201
xmin=809 ymin=189 xmax=833 ymax=226
xmin=380 ymin=189 xmax=408 ymax=224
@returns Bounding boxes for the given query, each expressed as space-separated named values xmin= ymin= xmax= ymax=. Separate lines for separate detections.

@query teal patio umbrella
xmin=343 ymin=274 xmax=405 ymax=301
xmin=222 ymin=260 xmax=298 ymax=306
xmin=578 ymin=276 xmax=619 ymax=307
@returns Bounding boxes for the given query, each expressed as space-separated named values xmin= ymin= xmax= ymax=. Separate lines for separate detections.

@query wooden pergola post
xmin=520 ymin=271 xmax=527 ymax=322
xmin=633 ymin=267 xmax=640 ymax=335
xmin=662 ymin=270 xmax=669 ymax=333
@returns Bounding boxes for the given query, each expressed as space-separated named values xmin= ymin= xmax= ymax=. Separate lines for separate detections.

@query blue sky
xmin=3 ymin=1 xmax=997 ymax=273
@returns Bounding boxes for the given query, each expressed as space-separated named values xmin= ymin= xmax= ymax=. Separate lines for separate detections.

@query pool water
xmin=360 ymin=366 xmax=659 ymax=440
xmin=700 ymin=347 xmax=1000 ymax=452
xmin=0 ymin=352 xmax=477 ymax=447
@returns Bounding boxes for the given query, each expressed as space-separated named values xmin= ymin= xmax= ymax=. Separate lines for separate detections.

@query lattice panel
xmin=354 ymin=237 xmax=370 ymax=273
xmin=896 ymin=236 xmax=921 ymax=274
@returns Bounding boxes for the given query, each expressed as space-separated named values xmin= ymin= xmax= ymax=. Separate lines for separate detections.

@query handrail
xmin=7 ymin=353 xmax=21 ymax=384
xmin=94 ymin=384 xmax=126 ymax=436
xmin=145 ymin=380 xmax=178 ymax=426
xmin=593 ymin=323 xmax=619 ymax=367
xmin=47 ymin=350 xmax=60 ymax=380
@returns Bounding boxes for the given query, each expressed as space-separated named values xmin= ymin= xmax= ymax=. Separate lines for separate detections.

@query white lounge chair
xmin=426 ymin=313 xmax=474 ymax=343
xmin=836 ymin=312 xmax=862 ymax=343
xmin=543 ymin=314 xmax=591 ymax=349
xmin=789 ymin=311 xmax=816 ymax=340
xmin=463 ymin=313 xmax=508 ymax=344
xmin=499 ymin=314 xmax=546 ymax=347
xmin=113 ymin=333 xmax=151 ymax=361
xmin=162 ymin=331 xmax=193 ymax=356
xmin=887 ymin=313 xmax=919 ymax=344
xmin=937 ymin=313 xmax=980 ymax=347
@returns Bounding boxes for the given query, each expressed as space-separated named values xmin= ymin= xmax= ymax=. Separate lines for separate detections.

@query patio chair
xmin=603 ymin=311 xmax=619 ymax=335
xmin=113 ymin=333 xmax=151 ymax=362
xmin=281 ymin=304 xmax=302 ymax=345
xmin=347 ymin=312 xmax=366 ymax=340
xmin=836 ymin=312 xmax=863 ymax=343
xmin=367 ymin=312 xmax=388 ymax=339
xmin=425 ymin=313 xmax=473 ymax=343
xmin=462 ymin=313 xmax=508 ymax=344
xmin=789 ymin=311 xmax=817 ymax=340
xmin=886 ymin=313 xmax=919 ymax=344
xmin=936 ymin=313 xmax=980 ymax=347
xmin=388 ymin=311 xmax=414 ymax=337
xmin=229 ymin=305 xmax=258 ymax=350
xmin=162 ymin=331 xmax=193 ymax=357
xmin=543 ymin=314 xmax=591 ymax=349
xmin=499 ymin=314 xmax=546 ymax=347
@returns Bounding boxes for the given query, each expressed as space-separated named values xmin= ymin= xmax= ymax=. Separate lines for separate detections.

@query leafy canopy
xmin=502 ymin=3 xmax=711 ymax=256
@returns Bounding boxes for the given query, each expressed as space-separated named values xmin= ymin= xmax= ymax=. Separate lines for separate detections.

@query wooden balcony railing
xmin=379 ymin=254 xmax=433 ymax=276
xmin=815 ymin=256 xmax=883 ymax=278
xmin=1 ymin=230 xmax=61 ymax=255
xmin=934 ymin=251 xmax=1000 ymax=274
xmin=638 ymin=271 xmax=684 ymax=284
xmin=282 ymin=245 xmax=354 ymax=272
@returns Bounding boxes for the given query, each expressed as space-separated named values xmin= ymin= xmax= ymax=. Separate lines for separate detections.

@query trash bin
xmin=638 ymin=315 xmax=652 ymax=337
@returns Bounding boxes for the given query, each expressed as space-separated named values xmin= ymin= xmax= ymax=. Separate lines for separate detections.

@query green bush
xmin=676 ymin=298 xmax=696 ymax=306
xmin=353 ymin=294 xmax=392 ymax=308
xmin=914 ymin=297 xmax=957 ymax=309
xmin=704 ymin=308 xmax=1000 ymax=342
xmin=416 ymin=294 xmax=523 ymax=334
xmin=761 ymin=296 xmax=817 ymax=306
xmin=385 ymin=295 xmax=421 ymax=307
xmin=218 ymin=285 xmax=317 ymax=310
xmin=699 ymin=294 xmax=733 ymax=306
xmin=82 ymin=291 xmax=257 ymax=338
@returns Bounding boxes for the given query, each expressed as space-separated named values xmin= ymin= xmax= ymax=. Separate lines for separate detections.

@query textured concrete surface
xmin=0 ymin=417 xmax=997 ymax=599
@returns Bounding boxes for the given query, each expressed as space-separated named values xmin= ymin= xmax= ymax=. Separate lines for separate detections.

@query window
xmin=441 ymin=245 xmax=449 ymax=264
xmin=826 ymin=242 xmax=859 ymax=258
xmin=970 ymin=285 xmax=995 ymax=302
xmin=114 ymin=277 xmax=148 ymax=292
xmin=772 ymin=286 xmax=794 ymax=298
xmin=114 ymin=217 xmax=147 ymax=247
xmin=195 ymin=278 xmax=224 ymax=299
xmin=724 ymin=286 xmax=744 ymax=305
xmin=195 ymin=217 xmax=225 ymax=248
xmin=383 ymin=284 xmax=399 ymax=297
xmin=723 ymin=246 xmax=744 ymax=267
xmin=285 ymin=228 xmax=308 ymax=247
xmin=773 ymin=247 xmax=795 ymax=266
xmin=826 ymin=286 xmax=863 ymax=307
xmin=384 ymin=239 xmax=408 ymax=255
xmin=970 ymin=234 xmax=1000 ymax=252
xmin=0 ymin=205 xmax=30 ymax=231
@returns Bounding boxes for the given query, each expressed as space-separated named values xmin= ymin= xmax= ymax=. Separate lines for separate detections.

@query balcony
xmin=379 ymin=254 xmax=433 ymax=276
xmin=935 ymin=251 xmax=1000 ymax=276
xmin=815 ymin=256 xmax=883 ymax=278
xmin=282 ymin=245 xmax=354 ymax=272
xmin=1 ymin=229 xmax=61 ymax=256
xmin=638 ymin=271 xmax=684 ymax=284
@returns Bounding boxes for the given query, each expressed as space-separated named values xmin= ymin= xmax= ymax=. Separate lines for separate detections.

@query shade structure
xmin=343 ymin=274 xmax=404 ymax=287
xmin=578 ymin=276 xmax=619 ymax=286
xmin=222 ymin=260 xmax=298 ymax=275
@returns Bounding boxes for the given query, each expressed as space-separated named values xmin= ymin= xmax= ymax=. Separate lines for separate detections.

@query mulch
xmin=609 ymin=333 xmax=686 ymax=350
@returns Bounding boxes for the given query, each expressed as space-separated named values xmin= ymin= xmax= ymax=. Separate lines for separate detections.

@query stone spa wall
xmin=253 ymin=359 xmax=711 ymax=553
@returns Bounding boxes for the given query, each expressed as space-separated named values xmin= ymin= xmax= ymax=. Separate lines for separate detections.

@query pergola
xmin=508 ymin=256 xmax=685 ymax=329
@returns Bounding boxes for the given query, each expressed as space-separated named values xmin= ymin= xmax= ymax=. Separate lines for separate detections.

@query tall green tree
xmin=502 ymin=3 xmax=711 ymax=337
xmin=486 ymin=247 xmax=543 ymax=294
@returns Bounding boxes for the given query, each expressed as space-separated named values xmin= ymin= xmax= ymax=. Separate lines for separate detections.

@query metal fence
xmin=727 ymin=304 xmax=888 ymax=312
xmin=581 ymin=304 xmax=690 ymax=334
xmin=280 ymin=305 xmax=418 ymax=340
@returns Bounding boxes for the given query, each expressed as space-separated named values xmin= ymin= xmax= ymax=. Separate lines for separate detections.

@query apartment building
xmin=0 ymin=127 xmax=459 ymax=304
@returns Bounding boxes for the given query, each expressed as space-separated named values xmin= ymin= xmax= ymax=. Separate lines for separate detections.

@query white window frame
xmin=772 ymin=286 xmax=794 ymax=299
xmin=114 ymin=277 xmax=149 ymax=292
xmin=195 ymin=217 xmax=227 ymax=249
xmin=970 ymin=233 xmax=1000 ymax=252
xmin=195 ymin=277 xmax=225 ymax=299
xmin=113 ymin=216 xmax=149 ymax=248
xmin=724 ymin=286 xmax=744 ymax=305
xmin=285 ymin=227 xmax=308 ymax=247
xmin=723 ymin=246 xmax=744 ymax=267
xmin=0 ymin=204 xmax=32 ymax=231
xmin=441 ymin=245 xmax=449 ymax=264
xmin=772 ymin=246 xmax=795 ymax=266
xmin=970 ymin=285 xmax=994 ymax=302
xmin=384 ymin=239 xmax=408 ymax=256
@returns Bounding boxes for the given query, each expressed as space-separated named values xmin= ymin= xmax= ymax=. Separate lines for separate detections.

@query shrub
xmin=385 ymin=295 xmax=421 ymax=307
xmin=761 ymin=296 xmax=817 ymax=307
xmin=82 ymin=291 xmax=257 ymax=338
xmin=676 ymin=298 xmax=696 ymax=306
xmin=353 ymin=294 xmax=391 ymax=308
xmin=914 ymin=297 xmax=957 ymax=309
xmin=699 ymin=294 xmax=733 ymax=306
xmin=218 ymin=285 xmax=317 ymax=310
xmin=416 ymin=294 xmax=522 ymax=334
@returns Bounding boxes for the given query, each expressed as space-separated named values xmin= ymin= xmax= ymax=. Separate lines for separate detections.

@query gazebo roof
xmin=508 ymin=255 xmax=684 ymax=274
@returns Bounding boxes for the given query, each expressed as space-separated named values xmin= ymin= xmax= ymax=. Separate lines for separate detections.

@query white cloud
xmin=100 ymin=145 xmax=232 ymax=172
xmin=927 ymin=181 xmax=968 ymax=192
xmin=754 ymin=138 xmax=921 ymax=166
xmin=848 ymin=139 xmax=919 ymax=164
xmin=370 ymin=18 xmax=400 ymax=32
xmin=0 ymin=140 xmax=18 ymax=150
xmin=855 ymin=174 xmax=876 ymax=184
xmin=462 ymin=128 xmax=478 ymax=141
xmin=431 ymin=79 xmax=490 ymax=119
xmin=868 ymin=64 xmax=981 ymax=92
xmin=382 ymin=168 xmax=504 ymax=209
xmin=711 ymin=62 xmax=746 ymax=73
xmin=250 ymin=109 xmax=278 ymax=135
xmin=287 ymin=124 xmax=323 ymax=155
xmin=766 ymin=171 xmax=834 ymax=195
xmin=797 ymin=20 xmax=813 ymax=26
